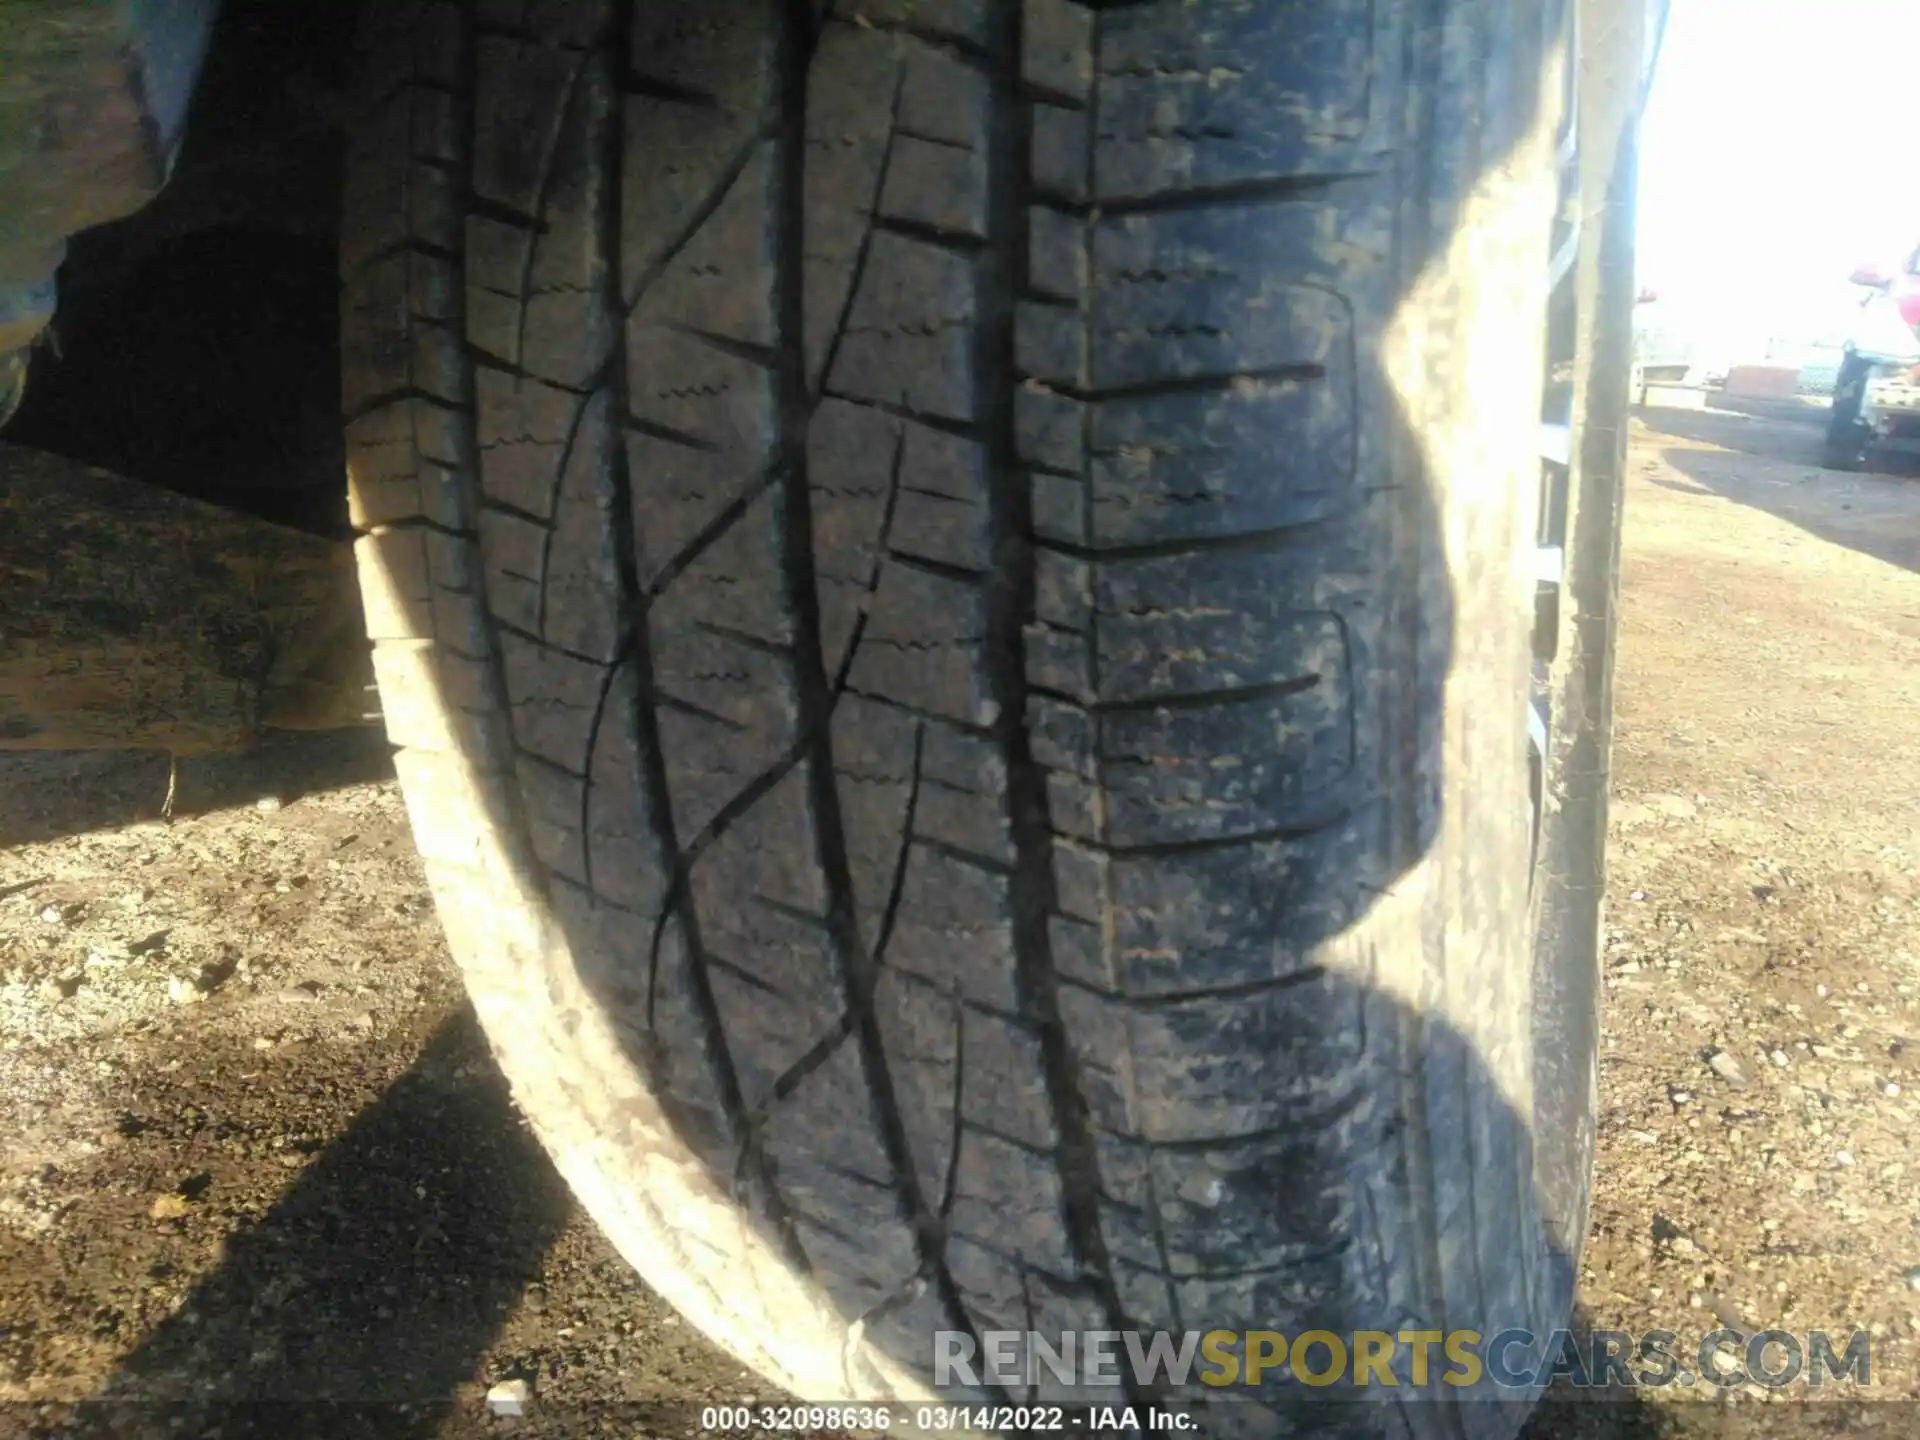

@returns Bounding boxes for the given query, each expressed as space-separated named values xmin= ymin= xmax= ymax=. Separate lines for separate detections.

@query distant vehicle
xmin=1825 ymin=246 xmax=1920 ymax=469
xmin=1631 ymin=288 xmax=1698 ymax=400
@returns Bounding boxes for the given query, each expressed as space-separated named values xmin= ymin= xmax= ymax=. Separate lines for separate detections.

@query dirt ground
xmin=4 ymin=403 xmax=1920 ymax=1436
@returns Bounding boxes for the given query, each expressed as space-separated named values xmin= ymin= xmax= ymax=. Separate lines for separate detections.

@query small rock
xmin=1816 ymin=984 xmax=1830 ymax=998
xmin=252 ymin=1036 xmax=276 ymax=1051
xmin=1888 ymin=1083 xmax=1903 ymax=1098
xmin=255 ymin=796 xmax=284 ymax=814
xmin=347 ymin=1010 xmax=375 ymax=1032
xmin=1836 ymin=1150 xmax=1856 ymax=1168
xmin=1769 ymin=1049 xmax=1791 ymax=1068
xmin=41 ymin=970 xmax=84 ymax=1001
xmin=486 ymin=1379 xmax=531 ymax=1418
xmin=39 ymin=904 xmax=67 ymax=925
xmin=150 ymin=1192 xmax=195 ymax=1220
xmin=276 ymin=981 xmax=321 ymax=1004
xmin=1901 ymin=1267 xmax=1920 ymax=1293
xmin=1630 ymin=891 xmax=1647 ymax=902
xmin=1706 ymin=1050 xmax=1750 ymax=1088
xmin=1669 ymin=1086 xmax=1694 ymax=1106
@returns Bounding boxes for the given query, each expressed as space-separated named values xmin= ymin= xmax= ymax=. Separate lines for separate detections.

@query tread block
xmin=1030 ymin=104 xmax=1089 ymax=201
xmin=652 ymin=704 xmax=791 ymax=844
xmin=1104 ymin=828 xmax=1377 ymax=996
xmin=1061 ymin=977 xmax=1368 ymax=1142
xmin=649 ymin=626 xmax=791 ymax=735
xmin=1094 ymin=0 xmax=1380 ymax=199
xmin=888 ymin=426 xmax=991 ymax=573
xmin=912 ymin=724 xmax=1011 ymax=863
xmin=625 ymin=438 xmax=770 ymax=592
xmin=536 ymin=388 xmax=625 ymax=661
xmin=360 ymin=2 xmax=461 ymax=95
xmin=958 ymin=1009 xmax=1055 ymax=1151
xmin=1086 ymin=379 xmax=1355 ymax=544
xmin=946 ymin=1128 xmax=1072 ymax=1276
xmin=476 ymin=369 xmax=580 ymax=520
xmin=629 ymin=0 xmax=777 ymax=109
xmin=830 ymin=0 xmax=988 ymax=46
xmin=497 ymin=631 xmax=606 ymax=770
xmin=803 ymin=25 xmax=903 ymax=390
xmin=478 ymin=504 xmax=547 ymax=634
xmin=627 ymin=323 xmax=779 ymax=454
xmin=845 ymin=563 xmax=992 ymax=727
xmin=898 ymin=48 xmax=989 ymax=150
xmin=691 ymin=766 xmax=829 ymax=937
xmin=583 ymin=664 xmax=675 ymax=914
xmin=1015 ymin=381 xmax=1085 ymax=474
xmin=544 ymin=877 xmax=732 ymax=1138
xmin=1021 ymin=0 xmax=1093 ymax=103
xmin=620 ymin=99 xmax=767 ymax=301
xmin=632 ymin=143 xmax=779 ymax=348
xmin=884 ymin=845 xmax=1018 ymax=1012
xmin=789 ymin=1211 xmax=920 ymax=1315
xmin=1092 ymin=1125 xmax=1360 ymax=1284
xmin=651 ymin=485 xmax=794 ymax=644
xmin=480 ymin=0 xmax=609 ymax=46
xmin=342 ymin=254 xmax=462 ymax=413
xmin=342 ymin=89 xmax=459 ymax=271
xmin=708 ymin=962 xmax=838 ymax=1105
xmin=1100 ymin=601 xmax=1346 ymax=707
xmin=472 ymin=42 xmax=614 ymax=386
xmin=874 ymin=966 xmax=959 ymax=1205
xmin=1090 ymin=213 xmax=1361 ymax=390
xmin=827 ymin=233 xmax=980 ymax=421
xmin=472 ymin=38 xmax=586 ymax=215
xmin=808 ymin=397 xmax=902 ymax=676
xmin=517 ymin=750 xmax=587 ymax=882
xmin=769 ymin=1043 xmax=897 ymax=1186
xmin=879 ymin=137 xmax=988 ymax=241
xmin=1047 ymin=686 xmax=1353 ymax=847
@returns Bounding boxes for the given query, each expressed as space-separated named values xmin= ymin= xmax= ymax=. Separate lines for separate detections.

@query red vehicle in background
xmin=1825 ymin=244 xmax=1920 ymax=469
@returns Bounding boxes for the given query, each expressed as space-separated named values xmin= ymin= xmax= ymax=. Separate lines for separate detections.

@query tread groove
xmin=1034 ymin=170 xmax=1378 ymax=217
xmin=773 ymin=0 xmax=984 ymax=1352
xmin=1032 ymin=672 xmax=1322 ymax=717
xmin=646 ymin=463 xmax=783 ymax=599
xmin=980 ymin=0 xmax=1144 ymax=1385
xmin=588 ymin=0 xmax=806 ymax=1269
xmin=870 ymin=722 xmax=925 ymax=966
xmin=1037 ymin=362 xmax=1326 ymax=405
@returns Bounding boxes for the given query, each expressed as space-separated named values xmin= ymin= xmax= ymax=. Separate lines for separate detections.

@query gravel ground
xmin=3 ymin=406 xmax=1919 ymax=1437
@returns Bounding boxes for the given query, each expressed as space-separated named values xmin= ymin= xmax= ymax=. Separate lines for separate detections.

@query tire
xmin=340 ymin=0 xmax=1635 ymax=1429
xmin=1824 ymin=351 xmax=1872 ymax=471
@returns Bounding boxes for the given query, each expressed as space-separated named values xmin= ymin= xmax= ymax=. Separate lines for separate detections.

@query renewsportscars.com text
xmin=933 ymin=1328 xmax=1872 ymax=1392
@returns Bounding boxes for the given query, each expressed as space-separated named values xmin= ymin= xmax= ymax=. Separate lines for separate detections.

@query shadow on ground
xmin=0 ymin=730 xmax=395 ymax=850
xmin=1639 ymin=404 xmax=1920 ymax=576
xmin=38 ymin=1012 xmax=574 ymax=1439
